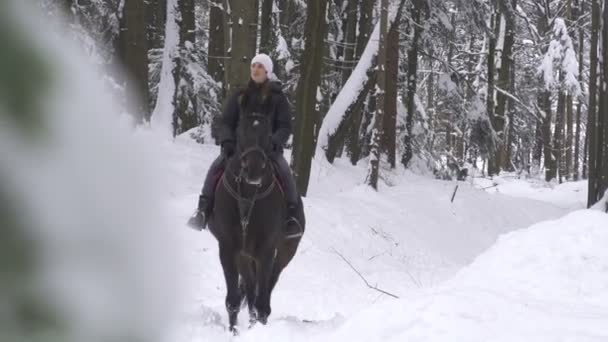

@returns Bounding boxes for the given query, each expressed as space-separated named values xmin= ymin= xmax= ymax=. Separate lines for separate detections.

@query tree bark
xmin=494 ymin=0 xmax=517 ymax=173
xmin=355 ymin=0 xmax=374 ymax=60
xmin=119 ymin=0 xmax=150 ymax=122
xmin=598 ymin=0 xmax=608 ymax=202
xmin=553 ymin=83 xmax=566 ymax=183
xmin=341 ymin=0 xmax=358 ymax=83
xmin=574 ymin=0 xmax=584 ymax=180
xmin=260 ymin=0 xmax=273 ymax=53
xmin=401 ymin=0 xmax=423 ymax=168
xmin=173 ymin=0 xmax=197 ymax=134
xmin=382 ymin=15 xmax=399 ymax=169
xmin=587 ymin=0 xmax=599 ymax=206
xmin=566 ymin=94 xmax=574 ymax=180
xmin=146 ymin=0 xmax=167 ymax=49
xmin=486 ymin=8 xmax=498 ymax=176
xmin=292 ymin=0 xmax=328 ymax=196
xmin=225 ymin=0 xmax=258 ymax=94
xmin=367 ymin=0 xmax=388 ymax=190
xmin=208 ymin=0 xmax=225 ymax=86
xmin=542 ymin=90 xmax=555 ymax=181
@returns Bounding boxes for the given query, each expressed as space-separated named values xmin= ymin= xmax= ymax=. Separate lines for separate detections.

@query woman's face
xmin=251 ymin=62 xmax=268 ymax=84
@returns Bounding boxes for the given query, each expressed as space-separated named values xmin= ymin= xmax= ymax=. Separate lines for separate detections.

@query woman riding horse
xmin=187 ymin=53 xmax=302 ymax=239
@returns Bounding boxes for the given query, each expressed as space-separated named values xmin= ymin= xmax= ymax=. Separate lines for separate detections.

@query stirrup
xmin=284 ymin=217 xmax=303 ymax=239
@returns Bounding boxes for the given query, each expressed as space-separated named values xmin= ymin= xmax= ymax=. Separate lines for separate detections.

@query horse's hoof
xmin=248 ymin=309 xmax=258 ymax=324
xmin=229 ymin=326 xmax=239 ymax=336
xmin=257 ymin=315 xmax=268 ymax=325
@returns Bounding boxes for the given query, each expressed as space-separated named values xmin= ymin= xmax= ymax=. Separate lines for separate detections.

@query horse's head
xmin=236 ymin=111 xmax=273 ymax=186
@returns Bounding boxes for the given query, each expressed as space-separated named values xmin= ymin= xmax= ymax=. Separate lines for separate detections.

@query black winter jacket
xmin=218 ymin=80 xmax=292 ymax=152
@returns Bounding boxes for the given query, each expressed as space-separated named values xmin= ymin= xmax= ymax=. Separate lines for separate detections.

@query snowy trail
xmin=157 ymin=135 xmax=601 ymax=342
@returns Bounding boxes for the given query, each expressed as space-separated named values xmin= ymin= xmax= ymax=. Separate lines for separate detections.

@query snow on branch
xmin=316 ymin=1 xmax=402 ymax=155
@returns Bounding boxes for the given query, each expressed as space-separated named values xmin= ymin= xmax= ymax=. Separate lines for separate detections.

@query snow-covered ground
xmin=155 ymin=133 xmax=606 ymax=342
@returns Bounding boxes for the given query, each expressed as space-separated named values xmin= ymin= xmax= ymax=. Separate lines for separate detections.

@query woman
xmin=187 ymin=53 xmax=302 ymax=239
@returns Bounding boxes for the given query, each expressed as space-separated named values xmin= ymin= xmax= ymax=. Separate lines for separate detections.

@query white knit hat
xmin=251 ymin=53 xmax=276 ymax=80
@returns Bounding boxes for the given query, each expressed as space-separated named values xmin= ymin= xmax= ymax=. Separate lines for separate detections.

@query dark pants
xmin=201 ymin=153 xmax=299 ymax=207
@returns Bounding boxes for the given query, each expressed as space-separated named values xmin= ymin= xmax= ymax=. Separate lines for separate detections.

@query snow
xmin=9 ymin=4 xmax=607 ymax=341
xmin=1 ymin=3 xmax=177 ymax=341
xmin=158 ymin=133 xmax=604 ymax=341
xmin=538 ymin=18 xmax=580 ymax=95
xmin=315 ymin=22 xmax=381 ymax=153
xmin=324 ymin=210 xmax=608 ymax=342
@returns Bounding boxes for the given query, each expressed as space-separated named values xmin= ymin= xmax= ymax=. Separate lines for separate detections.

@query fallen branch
xmin=451 ymin=184 xmax=459 ymax=203
xmin=331 ymin=248 xmax=399 ymax=299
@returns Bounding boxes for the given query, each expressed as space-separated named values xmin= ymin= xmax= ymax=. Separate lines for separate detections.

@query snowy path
xmin=159 ymin=136 xmax=604 ymax=342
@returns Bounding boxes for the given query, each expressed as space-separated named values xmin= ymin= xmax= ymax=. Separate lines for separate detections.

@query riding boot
xmin=187 ymin=195 xmax=212 ymax=231
xmin=285 ymin=203 xmax=303 ymax=239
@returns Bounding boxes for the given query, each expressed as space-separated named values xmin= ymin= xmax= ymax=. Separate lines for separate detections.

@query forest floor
xmin=161 ymin=134 xmax=607 ymax=342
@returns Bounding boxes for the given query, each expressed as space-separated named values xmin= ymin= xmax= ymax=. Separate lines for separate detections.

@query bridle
xmin=221 ymin=112 xmax=277 ymax=241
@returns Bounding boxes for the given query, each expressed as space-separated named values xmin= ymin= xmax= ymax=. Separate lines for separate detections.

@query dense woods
xmin=45 ymin=0 xmax=608 ymax=207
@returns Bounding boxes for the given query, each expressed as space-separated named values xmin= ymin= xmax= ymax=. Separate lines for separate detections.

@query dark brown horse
xmin=207 ymin=109 xmax=305 ymax=334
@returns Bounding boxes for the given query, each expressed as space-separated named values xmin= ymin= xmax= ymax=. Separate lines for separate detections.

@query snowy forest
xmin=39 ymin=0 xmax=608 ymax=207
xmin=2 ymin=0 xmax=608 ymax=341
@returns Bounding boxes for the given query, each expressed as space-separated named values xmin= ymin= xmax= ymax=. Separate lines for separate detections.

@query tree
xmin=493 ymin=0 xmax=517 ymax=173
xmin=171 ymin=0 xmax=197 ymax=134
xmin=292 ymin=0 xmax=328 ymax=196
xmin=574 ymin=0 xmax=584 ymax=181
xmin=367 ymin=0 xmax=389 ymax=190
xmin=260 ymin=0 xmax=274 ymax=53
xmin=208 ymin=0 xmax=225 ymax=85
xmin=382 ymin=11 xmax=401 ymax=168
xmin=118 ymin=0 xmax=150 ymax=121
xmin=401 ymin=0 xmax=425 ymax=168
xmin=596 ymin=0 xmax=608 ymax=203
xmin=224 ymin=0 xmax=258 ymax=94
xmin=587 ymin=0 xmax=600 ymax=205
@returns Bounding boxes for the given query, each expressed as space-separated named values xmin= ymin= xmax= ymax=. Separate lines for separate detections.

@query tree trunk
xmin=537 ymin=3 xmax=555 ymax=182
xmin=401 ymin=1 xmax=423 ymax=168
xmin=587 ymin=0 xmax=599 ymax=206
xmin=208 ymin=0 xmax=225 ymax=86
xmin=225 ymin=0 xmax=258 ymax=94
xmin=532 ymin=117 xmax=543 ymax=169
xmin=574 ymin=0 xmax=584 ymax=180
xmin=355 ymin=0 xmax=374 ymax=60
xmin=494 ymin=0 xmax=517 ymax=173
xmin=341 ymin=0 xmax=358 ymax=83
xmin=260 ymin=0 xmax=273 ymax=53
xmin=119 ymin=0 xmax=150 ymax=122
xmin=367 ymin=0 xmax=388 ymax=190
xmin=486 ymin=8 xmax=498 ymax=176
xmin=250 ymin=0 xmax=259 ymax=56
xmin=598 ymin=0 xmax=608 ymax=202
xmin=542 ymin=90 xmax=555 ymax=181
xmin=382 ymin=15 xmax=399 ymax=169
xmin=506 ymin=61 xmax=516 ymax=171
xmin=172 ymin=0 xmax=197 ymax=134
xmin=146 ymin=0 xmax=167 ymax=49
xmin=292 ymin=0 xmax=328 ymax=196
xmin=553 ymin=84 xmax=566 ymax=183
xmin=566 ymin=94 xmax=573 ymax=180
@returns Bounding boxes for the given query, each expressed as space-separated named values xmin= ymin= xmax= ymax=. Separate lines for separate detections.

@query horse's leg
xmin=237 ymin=255 xmax=257 ymax=326
xmin=269 ymin=239 xmax=299 ymax=293
xmin=254 ymin=249 xmax=275 ymax=325
xmin=219 ymin=243 xmax=240 ymax=334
